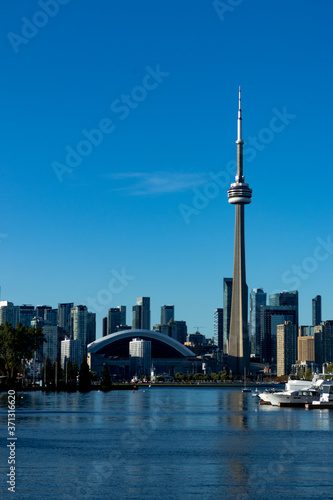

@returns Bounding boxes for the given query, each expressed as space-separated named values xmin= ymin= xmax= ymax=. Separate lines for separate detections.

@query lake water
xmin=1 ymin=387 xmax=333 ymax=500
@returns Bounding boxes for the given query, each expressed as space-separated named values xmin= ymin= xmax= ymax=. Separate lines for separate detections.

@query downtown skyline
xmin=0 ymin=1 xmax=332 ymax=338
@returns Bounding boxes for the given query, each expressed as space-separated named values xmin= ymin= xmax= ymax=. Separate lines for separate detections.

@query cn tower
xmin=227 ymin=87 xmax=252 ymax=376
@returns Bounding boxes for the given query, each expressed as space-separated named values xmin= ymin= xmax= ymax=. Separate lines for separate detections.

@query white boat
xmin=267 ymin=388 xmax=320 ymax=406
xmin=259 ymin=373 xmax=327 ymax=405
xmin=311 ymin=380 xmax=333 ymax=407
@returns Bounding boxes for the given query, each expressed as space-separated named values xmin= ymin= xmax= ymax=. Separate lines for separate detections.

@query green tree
xmin=327 ymin=363 xmax=333 ymax=373
xmin=305 ymin=368 xmax=312 ymax=380
xmin=101 ymin=364 xmax=112 ymax=391
xmin=79 ymin=357 xmax=91 ymax=392
xmin=0 ymin=323 xmax=45 ymax=383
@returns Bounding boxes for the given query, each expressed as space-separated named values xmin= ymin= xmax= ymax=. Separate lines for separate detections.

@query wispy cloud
xmin=106 ymin=171 xmax=208 ymax=195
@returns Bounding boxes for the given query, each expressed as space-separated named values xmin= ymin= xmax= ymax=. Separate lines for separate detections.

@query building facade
xmin=161 ymin=305 xmax=175 ymax=325
xmin=107 ymin=306 xmax=126 ymax=335
xmin=250 ymin=288 xmax=266 ymax=357
xmin=312 ymin=295 xmax=322 ymax=326
xmin=129 ymin=338 xmax=151 ymax=378
xmin=214 ymin=308 xmax=223 ymax=349
xmin=277 ymin=321 xmax=297 ymax=376
xmin=58 ymin=303 xmax=74 ymax=337
xmin=223 ymin=278 xmax=233 ymax=353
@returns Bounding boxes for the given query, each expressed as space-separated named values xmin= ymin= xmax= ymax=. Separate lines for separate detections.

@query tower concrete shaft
xmin=227 ymin=87 xmax=252 ymax=376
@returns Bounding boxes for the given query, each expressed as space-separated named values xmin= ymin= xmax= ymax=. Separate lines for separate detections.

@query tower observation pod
xmin=227 ymin=87 xmax=252 ymax=377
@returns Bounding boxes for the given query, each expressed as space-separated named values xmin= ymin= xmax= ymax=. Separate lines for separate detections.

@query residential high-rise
xmin=277 ymin=321 xmax=297 ymax=376
xmin=0 ymin=301 xmax=20 ymax=327
xmin=297 ymin=335 xmax=315 ymax=363
xmin=227 ymin=88 xmax=252 ymax=376
xmin=223 ymin=278 xmax=233 ymax=353
xmin=107 ymin=306 xmax=126 ymax=335
xmin=312 ymin=295 xmax=322 ymax=326
xmin=129 ymin=338 xmax=151 ymax=378
xmin=70 ymin=305 xmax=88 ymax=357
xmin=260 ymin=305 xmax=298 ymax=364
xmin=58 ymin=303 xmax=74 ymax=337
xmin=60 ymin=338 xmax=83 ymax=369
xmin=132 ymin=297 xmax=150 ymax=330
xmin=161 ymin=305 xmax=175 ymax=325
xmin=214 ymin=308 xmax=223 ymax=349
xmin=250 ymin=289 xmax=266 ymax=357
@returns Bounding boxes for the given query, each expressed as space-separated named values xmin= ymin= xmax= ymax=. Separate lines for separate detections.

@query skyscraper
xmin=70 ymin=305 xmax=88 ymax=357
xmin=161 ymin=305 xmax=174 ymax=325
xmin=0 ymin=301 xmax=20 ymax=327
xmin=250 ymin=288 xmax=266 ymax=357
xmin=260 ymin=305 xmax=298 ymax=364
xmin=312 ymin=295 xmax=322 ymax=326
xmin=223 ymin=278 xmax=233 ymax=353
xmin=58 ymin=303 xmax=74 ymax=337
xmin=276 ymin=321 xmax=297 ymax=376
xmin=132 ymin=297 xmax=150 ymax=330
xmin=19 ymin=305 xmax=36 ymax=327
xmin=107 ymin=306 xmax=126 ymax=335
xmin=214 ymin=308 xmax=223 ymax=349
xmin=227 ymin=88 xmax=252 ymax=376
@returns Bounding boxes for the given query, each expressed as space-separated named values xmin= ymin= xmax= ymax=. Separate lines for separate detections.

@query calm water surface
xmin=1 ymin=387 xmax=333 ymax=500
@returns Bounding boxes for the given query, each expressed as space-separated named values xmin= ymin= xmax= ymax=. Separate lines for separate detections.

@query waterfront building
xmin=312 ymin=295 xmax=322 ymax=326
xmin=227 ymin=88 xmax=252 ymax=376
xmin=0 ymin=301 xmax=20 ymax=327
xmin=107 ymin=306 xmax=126 ymax=335
xmin=60 ymin=338 xmax=83 ymax=369
xmin=277 ymin=321 xmax=297 ymax=376
xmin=214 ymin=308 xmax=223 ymax=349
xmin=161 ymin=305 xmax=174 ymax=325
xmin=58 ymin=303 xmax=74 ymax=337
xmin=132 ymin=297 xmax=150 ymax=330
xmin=260 ymin=305 xmax=298 ymax=365
xmin=19 ymin=305 xmax=36 ymax=327
xmin=223 ymin=278 xmax=233 ymax=353
xmin=129 ymin=338 xmax=151 ymax=378
xmin=88 ymin=329 xmax=195 ymax=379
xmin=250 ymin=288 xmax=266 ymax=357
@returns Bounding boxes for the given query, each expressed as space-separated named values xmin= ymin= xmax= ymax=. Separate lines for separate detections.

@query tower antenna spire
xmin=237 ymin=85 xmax=243 ymax=144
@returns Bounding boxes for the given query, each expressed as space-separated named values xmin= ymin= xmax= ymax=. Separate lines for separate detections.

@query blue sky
xmin=0 ymin=0 xmax=332 ymax=339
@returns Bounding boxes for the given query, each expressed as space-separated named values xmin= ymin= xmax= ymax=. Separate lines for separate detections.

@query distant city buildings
xmin=129 ymin=338 xmax=151 ymax=378
xmin=312 ymin=295 xmax=322 ymax=326
xmin=161 ymin=305 xmax=174 ymax=325
xmin=58 ymin=303 xmax=74 ymax=337
xmin=213 ymin=308 xmax=223 ymax=349
xmin=132 ymin=297 xmax=150 ymax=330
xmin=107 ymin=306 xmax=126 ymax=335
xmin=276 ymin=321 xmax=297 ymax=376
xmin=250 ymin=288 xmax=266 ymax=357
xmin=223 ymin=278 xmax=232 ymax=353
